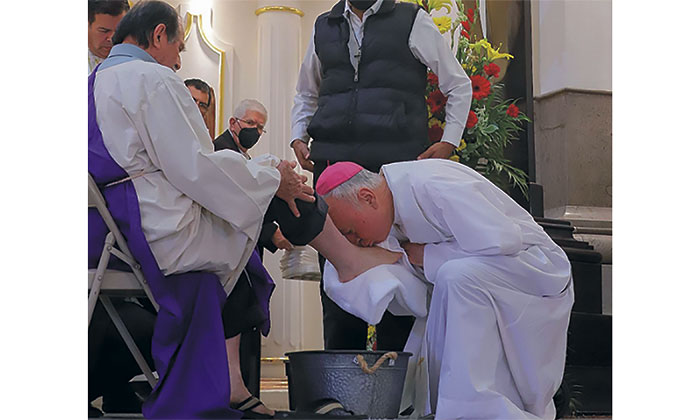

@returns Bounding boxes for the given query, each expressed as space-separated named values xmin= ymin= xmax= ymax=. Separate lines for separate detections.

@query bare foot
xmin=336 ymin=245 xmax=401 ymax=283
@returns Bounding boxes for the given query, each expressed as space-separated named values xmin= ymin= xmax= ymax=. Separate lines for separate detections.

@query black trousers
xmin=264 ymin=194 xmax=328 ymax=246
xmin=313 ymin=161 xmax=415 ymax=351
xmin=222 ymin=193 xmax=328 ymax=338
xmin=88 ymin=299 xmax=156 ymax=404
xmin=221 ymin=193 xmax=329 ymax=395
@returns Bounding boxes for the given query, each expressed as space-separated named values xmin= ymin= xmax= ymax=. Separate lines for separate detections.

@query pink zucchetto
xmin=316 ymin=162 xmax=364 ymax=195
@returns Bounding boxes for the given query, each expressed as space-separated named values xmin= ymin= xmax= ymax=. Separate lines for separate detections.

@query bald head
xmin=319 ymin=166 xmax=394 ymax=247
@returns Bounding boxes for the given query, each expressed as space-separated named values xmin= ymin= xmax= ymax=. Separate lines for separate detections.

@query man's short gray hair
xmin=233 ymin=99 xmax=267 ymax=120
xmin=320 ymin=168 xmax=383 ymax=206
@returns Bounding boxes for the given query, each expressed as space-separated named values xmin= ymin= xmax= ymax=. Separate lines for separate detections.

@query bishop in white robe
xmin=318 ymin=159 xmax=574 ymax=420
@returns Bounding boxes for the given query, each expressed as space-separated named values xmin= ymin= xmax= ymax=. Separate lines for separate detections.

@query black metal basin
xmin=285 ymin=350 xmax=412 ymax=418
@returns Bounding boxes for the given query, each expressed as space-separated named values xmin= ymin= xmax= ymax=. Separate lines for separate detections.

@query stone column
xmin=255 ymin=0 xmax=304 ymax=163
xmin=253 ymin=2 xmax=324 ymax=399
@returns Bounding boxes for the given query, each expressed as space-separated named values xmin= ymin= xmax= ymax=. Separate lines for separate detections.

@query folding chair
xmin=88 ymin=173 xmax=159 ymax=388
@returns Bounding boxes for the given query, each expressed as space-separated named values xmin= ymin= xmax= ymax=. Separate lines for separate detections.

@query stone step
xmin=571 ymin=220 xmax=612 ymax=230
xmin=563 ymin=247 xmax=602 ymax=264
xmin=535 ymin=218 xmax=574 ymax=239
xmin=574 ymin=226 xmax=612 ymax=236
xmin=555 ymin=238 xmax=594 ymax=250
xmin=260 ymin=378 xmax=290 ymax=412
xmin=536 ymin=218 xmax=603 ymax=263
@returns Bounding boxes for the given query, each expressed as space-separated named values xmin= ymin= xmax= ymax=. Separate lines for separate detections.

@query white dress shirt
xmin=291 ymin=0 xmax=472 ymax=147
xmin=88 ymin=49 xmax=103 ymax=75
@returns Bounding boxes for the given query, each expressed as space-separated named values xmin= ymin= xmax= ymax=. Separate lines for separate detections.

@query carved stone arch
xmin=178 ymin=10 xmax=234 ymax=137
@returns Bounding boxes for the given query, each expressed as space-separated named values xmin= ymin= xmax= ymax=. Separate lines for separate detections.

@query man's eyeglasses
xmin=237 ymin=118 xmax=267 ymax=133
xmin=195 ymin=101 xmax=209 ymax=111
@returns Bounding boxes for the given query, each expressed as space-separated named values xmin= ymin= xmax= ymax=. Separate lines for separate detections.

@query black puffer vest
xmin=307 ymin=0 xmax=428 ymax=171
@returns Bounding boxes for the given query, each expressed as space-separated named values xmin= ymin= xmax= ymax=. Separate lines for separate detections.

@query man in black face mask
xmin=215 ymin=99 xmax=266 ymax=156
xmin=215 ymin=100 xmax=294 ymax=254
xmin=214 ymin=99 xmax=293 ymax=417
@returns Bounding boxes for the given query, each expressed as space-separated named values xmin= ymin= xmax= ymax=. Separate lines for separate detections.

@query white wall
xmin=299 ymin=1 xmax=338 ymax=49
xmin=210 ymin=0 xmax=261 ymax=118
xmin=165 ymin=0 xmax=335 ymax=137
xmin=532 ymin=0 xmax=612 ymax=96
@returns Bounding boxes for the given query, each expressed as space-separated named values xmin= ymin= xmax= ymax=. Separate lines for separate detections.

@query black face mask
xmin=348 ymin=0 xmax=377 ymax=11
xmin=234 ymin=120 xmax=261 ymax=149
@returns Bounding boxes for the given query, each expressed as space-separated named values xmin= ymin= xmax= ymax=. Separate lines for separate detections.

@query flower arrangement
xmin=366 ymin=324 xmax=377 ymax=351
xmin=406 ymin=0 xmax=531 ymax=197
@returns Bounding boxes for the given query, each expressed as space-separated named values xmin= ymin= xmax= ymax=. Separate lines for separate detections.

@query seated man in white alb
xmin=316 ymin=159 xmax=574 ymax=420
xmin=91 ymin=2 xmax=401 ymax=417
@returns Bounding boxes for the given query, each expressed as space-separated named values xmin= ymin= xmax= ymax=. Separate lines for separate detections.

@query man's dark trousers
xmin=313 ymin=161 xmax=414 ymax=351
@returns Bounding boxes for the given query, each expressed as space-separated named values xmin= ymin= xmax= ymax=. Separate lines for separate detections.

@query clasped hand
xmin=401 ymin=241 xmax=425 ymax=267
xmin=291 ymin=139 xmax=314 ymax=172
xmin=275 ymin=160 xmax=315 ymax=218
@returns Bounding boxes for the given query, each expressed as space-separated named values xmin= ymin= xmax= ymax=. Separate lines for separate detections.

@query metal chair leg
xmin=100 ymin=295 xmax=158 ymax=388
xmin=88 ymin=233 xmax=115 ymax=322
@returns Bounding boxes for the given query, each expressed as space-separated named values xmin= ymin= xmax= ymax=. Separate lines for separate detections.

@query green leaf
xmin=482 ymin=124 xmax=499 ymax=134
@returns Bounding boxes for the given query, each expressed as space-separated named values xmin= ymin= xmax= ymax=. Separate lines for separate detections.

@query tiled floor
xmin=93 ymin=414 xmax=612 ymax=419
xmin=94 ymin=415 xmax=611 ymax=419
xmin=91 ymin=381 xmax=613 ymax=419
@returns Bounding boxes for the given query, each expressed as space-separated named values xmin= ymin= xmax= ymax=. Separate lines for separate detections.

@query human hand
xmin=275 ymin=160 xmax=315 ymax=217
xmin=271 ymin=227 xmax=293 ymax=251
xmin=401 ymin=242 xmax=425 ymax=267
xmin=417 ymin=142 xmax=456 ymax=160
xmin=291 ymin=139 xmax=314 ymax=172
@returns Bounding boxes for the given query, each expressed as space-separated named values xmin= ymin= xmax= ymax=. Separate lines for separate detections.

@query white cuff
xmin=290 ymin=126 xmax=311 ymax=147
xmin=423 ymin=243 xmax=443 ymax=284
xmin=423 ymin=241 xmax=466 ymax=283
xmin=440 ymin=125 xmax=464 ymax=147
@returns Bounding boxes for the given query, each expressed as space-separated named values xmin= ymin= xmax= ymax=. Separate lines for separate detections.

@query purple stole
xmin=88 ymin=66 xmax=257 ymax=418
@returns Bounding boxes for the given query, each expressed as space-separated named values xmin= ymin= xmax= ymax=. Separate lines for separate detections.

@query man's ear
xmin=152 ymin=23 xmax=167 ymax=48
xmin=357 ymin=188 xmax=377 ymax=208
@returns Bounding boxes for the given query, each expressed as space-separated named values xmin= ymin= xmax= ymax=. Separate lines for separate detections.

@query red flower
xmin=427 ymin=90 xmax=448 ymax=114
xmin=427 ymin=72 xmax=439 ymax=86
xmin=483 ymin=63 xmax=500 ymax=78
xmin=467 ymin=8 xmax=475 ymax=23
xmin=470 ymin=75 xmax=491 ymax=101
xmin=461 ymin=20 xmax=470 ymax=31
xmin=466 ymin=110 xmax=478 ymax=129
xmin=506 ymin=103 xmax=520 ymax=118
xmin=461 ymin=29 xmax=469 ymax=38
xmin=428 ymin=124 xmax=444 ymax=143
